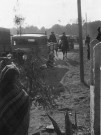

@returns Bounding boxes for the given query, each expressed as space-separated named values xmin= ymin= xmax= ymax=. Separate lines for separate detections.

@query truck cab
xmin=11 ymin=33 xmax=48 ymax=62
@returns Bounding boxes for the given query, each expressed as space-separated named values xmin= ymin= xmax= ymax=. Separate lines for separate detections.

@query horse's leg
xmin=62 ymin=51 xmax=65 ymax=60
xmin=66 ymin=51 xmax=67 ymax=58
xmin=56 ymin=48 xmax=58 ymax=57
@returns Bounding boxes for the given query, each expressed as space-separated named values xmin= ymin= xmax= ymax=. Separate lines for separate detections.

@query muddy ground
xmin=28 ymin=45 xmax=90 ymax=135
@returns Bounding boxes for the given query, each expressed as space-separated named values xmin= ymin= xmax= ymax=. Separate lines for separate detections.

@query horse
xmin=48 ymin=42 xmax=59 ymax=58
xmin=58 ymin=39 xmax=69 ymax=60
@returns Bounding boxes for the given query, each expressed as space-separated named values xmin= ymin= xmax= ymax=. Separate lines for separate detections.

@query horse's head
xmin=58 ymin=39 xmax=62 ymax=45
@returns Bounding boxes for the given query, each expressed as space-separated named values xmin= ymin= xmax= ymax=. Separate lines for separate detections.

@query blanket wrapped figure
xmin=0 ymin=62 xmax=30 ymax=135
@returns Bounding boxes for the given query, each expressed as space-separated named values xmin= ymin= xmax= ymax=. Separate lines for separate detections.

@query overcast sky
xmin=0 ymin=0 xmax=101 ymax=28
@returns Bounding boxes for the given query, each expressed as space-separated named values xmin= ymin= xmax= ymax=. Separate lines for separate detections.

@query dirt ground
xmin=28 ymin=46 xmax=90 ymax=135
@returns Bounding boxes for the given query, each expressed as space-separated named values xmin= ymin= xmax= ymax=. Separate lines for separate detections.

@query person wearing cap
xmin=96 ymin=27 xmax=101 ymax=41
xmin=0 ymin=63 xmax=30 ymax=135
xmin=61 ymin=32 xmax=69 ymax=59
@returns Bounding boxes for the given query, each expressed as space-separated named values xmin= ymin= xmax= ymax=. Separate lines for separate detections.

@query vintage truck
xmin=11 ymin=33 xmax=48 ymax=63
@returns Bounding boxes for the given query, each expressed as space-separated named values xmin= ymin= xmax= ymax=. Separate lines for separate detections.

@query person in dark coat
xmin=96 ymin=27 xmax=101 ymax=41
xmin=85 ymin=34 xmax=90 ymax=60
xmin=0 ymin=62 xmax=30 ymax=135
xmin=49 ymin=32 xmax=57 ymax=43
xmin=61 ymin=32 xmax=69 ymax=59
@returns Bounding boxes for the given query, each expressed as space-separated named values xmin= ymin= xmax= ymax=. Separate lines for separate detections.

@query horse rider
xmin=48 ymin=32 xmax=58 ymax=57
xmin=49 ymin=32 xmax=57 ymax=43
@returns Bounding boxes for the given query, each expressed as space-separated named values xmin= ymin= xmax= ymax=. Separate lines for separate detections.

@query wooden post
xmin=90 ymin=39 xmax=99 ymax=135
xmin=90 ymin=42 xmax=101 ymax=135
xmin=77 ymin=0 xmax=84 ymax=82
xmin=90 ymin=39 xmax=99 ymax=85
xmin=85 ymin=13 xmax=87 ymax=36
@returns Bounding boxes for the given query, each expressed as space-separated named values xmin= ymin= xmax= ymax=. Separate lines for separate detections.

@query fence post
xmin=90 ymin=40 xmax=99 ymax=135
xmin=90 ymin=42 xmax=101 ymax=135
xmin=90 ymin=39 xmax=99 ymax=85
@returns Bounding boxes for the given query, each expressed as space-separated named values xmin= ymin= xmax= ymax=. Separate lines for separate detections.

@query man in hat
xmin=49 ymin=32 xmax=57 ymax=43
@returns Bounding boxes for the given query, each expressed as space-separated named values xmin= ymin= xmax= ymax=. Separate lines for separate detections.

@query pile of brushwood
xmin=14 ymin=48 xmax=90 ymax=135
xmin=14 ymin=50 xmax=58 ymax=109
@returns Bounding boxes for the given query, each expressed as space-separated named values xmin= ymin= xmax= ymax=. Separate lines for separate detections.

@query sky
xmin=0 ymin=0 xmax=101 ymax=29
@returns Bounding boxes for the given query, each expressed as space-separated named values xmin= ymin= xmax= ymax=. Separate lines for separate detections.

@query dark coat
xmin=0 ymin=64 xmax=30 ymax=135
xmin=49 ymin=34 xmax=57 ymax=43
xmin=61 ymin=35 xmax=69 ymax=51
xmin=85 ymin=35 xmax=90 ymax=44
xmin=96 ymin=32 xmax=101 ymax=41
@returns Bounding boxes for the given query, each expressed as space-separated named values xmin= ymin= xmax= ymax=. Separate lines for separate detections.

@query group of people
xmin=48 ymin=32 xmax=69 ymax=59
xmin=48 ymin=26 xmax=101 ymax=61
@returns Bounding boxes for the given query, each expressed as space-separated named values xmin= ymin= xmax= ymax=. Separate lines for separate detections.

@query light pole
xmin=77 ymin=0 xmax=84 ymax=82
xmin=86 ymin=13 xmax=88 ymax=36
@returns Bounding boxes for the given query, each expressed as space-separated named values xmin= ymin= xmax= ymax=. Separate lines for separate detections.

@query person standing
xmin=96 ymin=27 xmax=101 ymax=41
xmin=61 ymin=32 xmax=69 ymax=59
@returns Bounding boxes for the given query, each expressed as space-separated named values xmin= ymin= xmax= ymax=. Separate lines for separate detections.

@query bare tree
xmin=14 ymin=15 xmax=25 ymax=35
